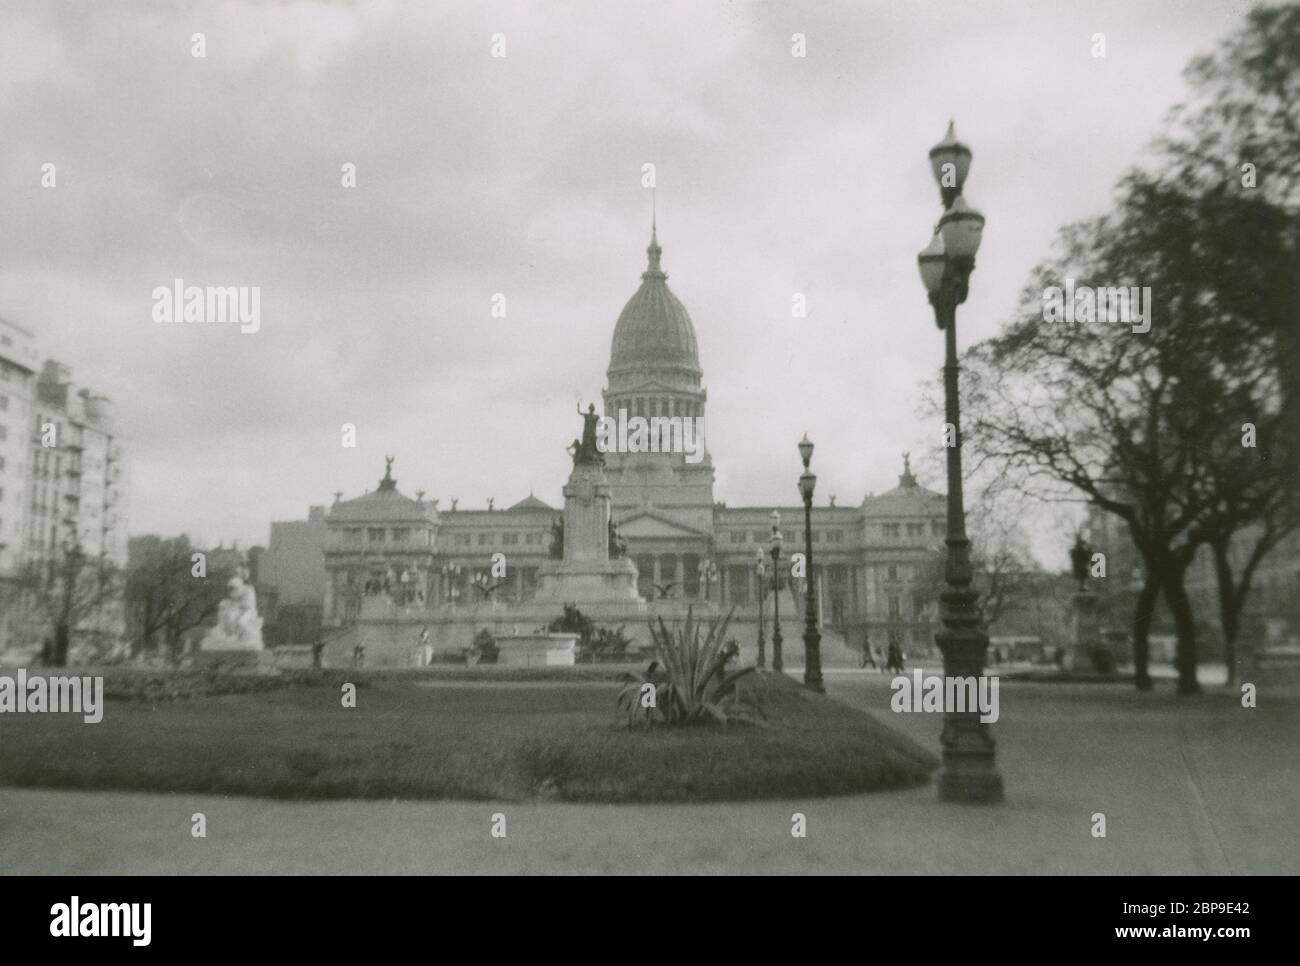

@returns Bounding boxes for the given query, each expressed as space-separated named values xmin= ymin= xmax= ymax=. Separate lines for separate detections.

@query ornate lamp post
xmin=797 ymin=434 xmax=824 ymax=692
xmin=916 ymin=121 xmax=1004 ymax=803
xmin=754 ymin=548 xmax=768 ymax=668
xmin=441 ymin=562 xmax=462 ymax=605
xmin=769 ymin=510 xmax=784 ymax=673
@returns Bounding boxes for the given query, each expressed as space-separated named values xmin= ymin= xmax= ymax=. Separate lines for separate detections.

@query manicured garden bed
xmin=0 ymin=671 xmax=936 ymax=803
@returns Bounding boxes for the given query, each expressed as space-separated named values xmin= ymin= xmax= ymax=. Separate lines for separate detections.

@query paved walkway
xmin=2 ymin=673 xmax=1295 ymax=874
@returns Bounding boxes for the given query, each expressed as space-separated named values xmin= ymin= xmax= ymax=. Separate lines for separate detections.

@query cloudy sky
xmin=0 ymin=0 xmax=1248 ymax=555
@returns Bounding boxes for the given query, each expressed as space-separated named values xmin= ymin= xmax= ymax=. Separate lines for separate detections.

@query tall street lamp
xmin=797 ymin=434 xmax=824 ymax=693
xmin=754 ymin=548 xmax=768 ymax=668
xmin=916 ymin=121 xmax=1004 ymax=804
xmin=769 ymin=510 xmax=784 ymax=673
xmin=441 ymin=562 xmax=462 ymax=605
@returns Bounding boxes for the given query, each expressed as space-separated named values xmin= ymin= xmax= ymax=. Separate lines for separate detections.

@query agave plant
xmin=616 ymin=607 xmax=758 ymax=726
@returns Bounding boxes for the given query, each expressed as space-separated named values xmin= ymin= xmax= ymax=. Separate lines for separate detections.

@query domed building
xmin=306 ymin=229 xmax=947 ymax=667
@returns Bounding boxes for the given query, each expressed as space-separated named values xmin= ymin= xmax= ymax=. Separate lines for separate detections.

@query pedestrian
xmin=860 ymin=631 xmax=878 ymax=670
xmin=887 ymin=633 xmax=905 ymax=674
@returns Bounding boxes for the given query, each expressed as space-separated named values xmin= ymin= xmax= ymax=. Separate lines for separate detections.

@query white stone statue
xmin=200 ymin=566 xmax=264 ymax=651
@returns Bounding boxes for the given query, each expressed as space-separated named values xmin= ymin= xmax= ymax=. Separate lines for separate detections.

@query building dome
xmin=608 ymin=229 xmax=701 ymax=377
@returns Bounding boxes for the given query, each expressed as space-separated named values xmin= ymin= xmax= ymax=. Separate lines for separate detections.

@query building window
xmin=887 ymin=565 xmax=898 ymax=581
xmin=502 ymin=532 xmax=519 ymax=545
xmin=730 ymin=531 xmax=746 ymax=544
xmin=932 ymin=521 xmax=945 ymax=537
xmin=888 ymin=596 xmax=900 ymax=618
xmin=908 ymin=523 xmax=925 ymax=537
xmin=455 ymin=533 xmax=472 ymax=547
xmin=883 ymin=523 xmax=900 ymax=538
xmin=478 ymin=533 xmax=492 ymax=546
xmin=367 ymin=528 xmax=385 ymax=543
xmin=390 ymin=528 xmax=409 ymax=543
xmin=525 ymin=532 xmax=542 ymax=545
xmin=827 ymin=530 xmax=843 ymax=543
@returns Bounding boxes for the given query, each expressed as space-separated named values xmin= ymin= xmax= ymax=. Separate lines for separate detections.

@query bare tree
xmin=125 ymin=535 xmax=235 ymax=663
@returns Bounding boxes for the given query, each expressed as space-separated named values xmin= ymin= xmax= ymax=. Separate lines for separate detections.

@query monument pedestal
xmin=534 ymin=557 xmax=644 ymax=606
xmin=1064 ymin=589 xmax=1103 ymax=672
xmin=495 ymin=632 xmax=579 ymax=667
xmin=533 ymin=446 xmax=647 ymax=616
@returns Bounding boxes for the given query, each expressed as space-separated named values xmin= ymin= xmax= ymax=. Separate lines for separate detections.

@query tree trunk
xmin=1210 ymin=539 xmax=1241 ymax=687
xmin=166 ymin=626 xmax=183 ymax=667
xmin=51 ymin=620 xmax=70 ymax=668
xmin=1162 ymin=572 xmax=1200 ymax=695
xmin=1132 ymin=576 xmax=1158 ymax=691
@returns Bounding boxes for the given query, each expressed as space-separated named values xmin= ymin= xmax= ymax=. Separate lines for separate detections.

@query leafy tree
xmin=957 ymin=8 xmax=1298 ymax=693
xmin=1151 ymin=3 xmax=1300 ymax=680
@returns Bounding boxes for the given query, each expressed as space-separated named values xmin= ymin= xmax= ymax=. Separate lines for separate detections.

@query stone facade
xmin=303 ymin=231 xmax=946 ymax=667
xmin=0 ymin=318 xmax=40 ymax=653
xmin=3 ymin=358 xmax=128 ymax=656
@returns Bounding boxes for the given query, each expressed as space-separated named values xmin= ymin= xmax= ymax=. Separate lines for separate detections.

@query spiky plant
xmin=617 ymin=607 xmax=758 ymax=726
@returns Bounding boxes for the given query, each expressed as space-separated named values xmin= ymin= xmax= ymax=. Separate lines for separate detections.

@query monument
xmin=532 ymin=404 xmax=645 ymax=609
xmin=196 ymin=564 xmax=275 ymax=669
xmin=1064 ymin=534 xmax=1108 ymax=672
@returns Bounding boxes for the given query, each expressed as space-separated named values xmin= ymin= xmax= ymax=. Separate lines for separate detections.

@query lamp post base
xmin=938 ymin=768 xmax=1004 ymax=804
xmin=936 ymin=579 xmax=1005 ymax=805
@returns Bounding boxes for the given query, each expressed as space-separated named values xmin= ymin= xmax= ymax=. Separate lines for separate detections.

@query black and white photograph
xmin=0 ymin=0 xmax=1296 ymax=912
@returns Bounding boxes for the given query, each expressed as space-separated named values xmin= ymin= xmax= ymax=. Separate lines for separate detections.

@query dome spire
xmin=644 ymin=215 xmax=665 ymax=280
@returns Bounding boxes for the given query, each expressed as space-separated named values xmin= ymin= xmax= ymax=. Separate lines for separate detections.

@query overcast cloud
xmin=0 ymin=0 xmax=1246 ymax=555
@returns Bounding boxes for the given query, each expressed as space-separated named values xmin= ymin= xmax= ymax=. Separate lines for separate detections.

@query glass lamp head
xmin=929 ymin=120 xmax=972 ymax=200
xmin=917 ymin=231 xmax=946 ymax=296
xmin=937 ymin=195 xmax=984 ymax=259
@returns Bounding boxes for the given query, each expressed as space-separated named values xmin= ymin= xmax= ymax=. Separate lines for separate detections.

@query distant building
xmin=0 ymin=318 xmax=40 ymax=652
xmin=297 ymin=232 xmax=950 ymax=666
xmin=260 ymin=507 xmax=329 ymax=605
xmin=22 ymin=360 xmax=129 ymax=654
xmin=255 ymin=512 xmax=330 ymax=646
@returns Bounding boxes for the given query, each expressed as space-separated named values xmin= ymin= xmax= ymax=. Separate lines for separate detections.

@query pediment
xmin=615 ymin=510 xmax=709 ymax=540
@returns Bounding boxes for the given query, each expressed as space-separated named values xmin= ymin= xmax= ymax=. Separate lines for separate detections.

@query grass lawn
xmin=0 ymin=670 xmax=936 ymax=803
